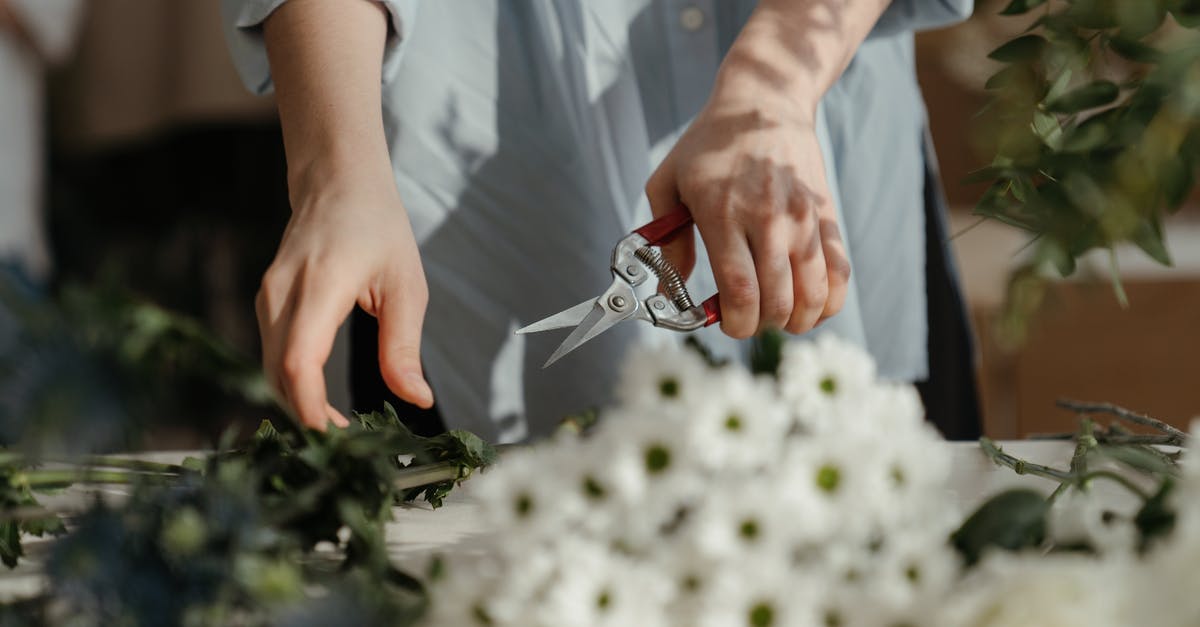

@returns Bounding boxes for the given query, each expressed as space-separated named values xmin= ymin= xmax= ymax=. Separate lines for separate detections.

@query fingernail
xmin=404 ymin=372 xmax=434 ymax=407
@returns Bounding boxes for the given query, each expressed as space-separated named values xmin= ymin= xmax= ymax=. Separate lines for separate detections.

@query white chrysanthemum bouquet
xmin=423 ymin=337 xmax=958 ymax=627
xmin=421 ymin=336 xmax=1200 ymax=627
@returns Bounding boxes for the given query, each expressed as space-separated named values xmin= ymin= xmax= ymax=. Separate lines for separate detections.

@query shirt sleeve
xmin=220 ymin=0 xmax=418 ymax=95
xmin=8 ymin=0 xmax=84 ymax=63
xmin=869 ymin=0 xmax=973 ymax=39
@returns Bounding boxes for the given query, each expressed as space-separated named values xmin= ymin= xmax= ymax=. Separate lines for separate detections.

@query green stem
xmin=1047 ymin=481 xmax=1071 ymax=504
xmin=393 ymin=462 xmax=463 ymax=492
xmin=980 ymin=437 xmax=1074 ymax=482
xmin=1078 ymin=470 xmax=1151 ymax=501
xmin=1057 ymin=399 xmax=1188 ymax=441
xmin=1096 ymin=434 xmax=1185 ymax=447
xmin=0 ymin=452 xmax=188 ymax=475
xmin=14 ymin=469 xmax=170 ymax=489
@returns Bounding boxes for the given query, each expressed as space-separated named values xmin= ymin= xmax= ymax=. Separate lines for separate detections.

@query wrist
xmin=714 ymin=12 xmax=824 ymax=123
xmin=709 ymin=53 xmax=820 ymax=128
xmin=286 ymin=148 xmax=399 ymax=213
xmin=716 ymin=0 xmax=889 ymax=120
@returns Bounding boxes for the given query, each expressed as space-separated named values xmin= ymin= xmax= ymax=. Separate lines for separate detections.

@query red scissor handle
xmin=701 ymin=294 xmax=721 ymax=327
xmin=634 ymin=204 xmax=694 ymax=247
xmin=632 ymin=204 xmax=722 ymax=328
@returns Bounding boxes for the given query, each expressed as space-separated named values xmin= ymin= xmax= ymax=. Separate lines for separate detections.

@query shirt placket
xmin=660 ymin=0 xmax=719 ymax=124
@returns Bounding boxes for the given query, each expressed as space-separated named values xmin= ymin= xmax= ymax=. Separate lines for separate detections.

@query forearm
xmin=715 ymin=0 xmax=891 ymax=119
xmin=263 ymin=0 xmax=395 ymax=204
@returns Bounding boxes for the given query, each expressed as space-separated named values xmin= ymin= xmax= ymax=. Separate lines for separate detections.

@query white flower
xmin=614 ymin=341 xmax=715 ymax=411
xmin=423 ymin=553 xmax=512 ymax=627
xmin=533 ymin=540 xmax=671 ymax=627
xmin=869 ymin=528 xmax=962 ymax=617
xmin=685 ymin=371 xmax=790 ymax=471
xmin=777 ymin=334 xmax=877 ymax=432
xmin=693 ymin=558 xmax=823 ymax=627
xmin=938 ymin=553 xmax=1135 ymax=627
xmin=686 ymin=482 xmax=793 ymax=560
xmin=474 ymin=446 xmax=583 ymax=541
xmin=1047 ymin=489 xmax=1138 ymax=555
xmin=775 ymin=437 xmax=894 ymax=541
xmin=428 ymin=333 xmax=977 ymax=627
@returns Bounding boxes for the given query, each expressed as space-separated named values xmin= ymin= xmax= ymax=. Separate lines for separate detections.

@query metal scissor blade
xmin=542 ymin=301 xmax=628 ymax=368
xmin=515 ymin=298 xmax=597 ymax=335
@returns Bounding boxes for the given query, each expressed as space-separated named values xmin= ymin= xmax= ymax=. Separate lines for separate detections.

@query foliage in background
xmin=973 ymin=0 xmax=1200 ymax=340
xmin=0 ymin=271 xmax=275 ymax=453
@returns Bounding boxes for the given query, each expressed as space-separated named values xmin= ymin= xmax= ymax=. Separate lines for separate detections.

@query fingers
xmin=818 ymin=217 xmax=851 ymax=321
xmin=375 ymin=270 xmax=434 ymax=409
xmin=258 ymin=264 xmax=354 ymax=431
xmin=702 ymin=217 xmax=760 ymax=339
xmin=747 ymin=215 xmax=794 ymax=331
xmin=784 ymin=214 xmax=828 ymax=334
xmin=645 ymin=165 xmax=696 ymax=282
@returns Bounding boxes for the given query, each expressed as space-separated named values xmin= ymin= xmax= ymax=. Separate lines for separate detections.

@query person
xmin=223 ymin=0 xmax=982 ymax=442
xmin=0 ymin=0 xmax=83 ymax=284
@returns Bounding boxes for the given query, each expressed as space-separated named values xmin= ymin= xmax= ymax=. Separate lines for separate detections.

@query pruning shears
xmin=517 ymin=204 xmax=722 ymax=367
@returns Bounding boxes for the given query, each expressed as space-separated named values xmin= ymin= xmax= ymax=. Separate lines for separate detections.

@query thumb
xmin=645 ymin=167 xmax=696 ymax=282
xmin=376 ymin=282 xmax=434 ymax=410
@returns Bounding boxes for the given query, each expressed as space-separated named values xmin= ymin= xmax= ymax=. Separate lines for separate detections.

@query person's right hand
xmin=256 ymin=175 xmax=434 ymax=431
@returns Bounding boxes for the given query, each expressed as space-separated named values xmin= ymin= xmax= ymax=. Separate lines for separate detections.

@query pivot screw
xmin=652 ymin=300 xmax=666 ymax=311
xmin=626 ymin=265 xmax=639 ymax=276
xmin=609 ymin=295 xmax=628 ymax=311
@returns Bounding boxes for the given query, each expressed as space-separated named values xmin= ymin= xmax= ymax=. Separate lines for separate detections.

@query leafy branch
xmin=0 ymin=404 xmax=497 ymax=626
xmin=974 ymin=0 xmax=1200 ymax=339
xmin=960 ymin=396 xmax=1184 ymax=562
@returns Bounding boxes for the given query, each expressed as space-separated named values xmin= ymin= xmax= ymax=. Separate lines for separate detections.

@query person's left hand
xmin=645 ymin=69 xmax=850 ymax=339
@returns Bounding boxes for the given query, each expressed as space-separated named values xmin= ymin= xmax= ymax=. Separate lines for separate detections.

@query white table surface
xmin=0 ymin=441 xmax=1105 ymax=599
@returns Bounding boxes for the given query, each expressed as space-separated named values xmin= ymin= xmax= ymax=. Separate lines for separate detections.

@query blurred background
xmin=1 ymin=0 xmax=1196 ymax=449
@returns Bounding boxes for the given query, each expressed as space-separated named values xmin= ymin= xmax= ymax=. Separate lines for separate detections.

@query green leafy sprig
xmin=0 ymin=406 xmax=496 ymax=626
xmin=973 ymin=0 xmax=1200 ymax=339
xmin=955 ymin=398 xmax=1185 ymax=562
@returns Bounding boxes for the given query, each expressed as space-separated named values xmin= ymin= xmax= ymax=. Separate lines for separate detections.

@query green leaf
xmin=1032 ymin=110 xmax=1065 ymax=149
xmin=441 ymin=430 xmax=497 ymax=468
xmin=989 ymin=35 xmax=1048 ymax=63
xmin=1095 ymin=444 xmax=1177 ymax=475
xmin=1067 ymin=0 xmax=1118 ymax=29
xmin=1044 ymin=69 xmax=1075 ymax=104
xmin=1040 ymin=238 xmax=1077 ymax=276
xmin=1061 ymin=116 xmax=1113 ymax=152
xmin=1172 ymin=0 xmax=1200 ymax=28
xmin=952 ymin=489 xmax=1049 ymax=566
xmin=1131 ymin=216 xmax=1174 ymax=266
xmin=1001 ymin=0 xmax=1048 ymax=15
xmin=1162 ymin=155 xmax=1194 ymax=210
xmin=1108 ymin=37 xmax=1163 ymax=64
xmin=1135 ymin=479 xmax=1176 ymax=550
xmin=1045 ymin=80 xmax=1121 ymax=113
xmin=0 ymin=521 xmax=20 ymax=569
xmin=963 ymin=165 xmax=1016 ymax=185
xmin=1115 ymin=1 xmax=1167 ymax=39
xmin=181 ymin=456 xmax=207 ymax=474
xmin=254 ymin=419 xmax=283 ymax=443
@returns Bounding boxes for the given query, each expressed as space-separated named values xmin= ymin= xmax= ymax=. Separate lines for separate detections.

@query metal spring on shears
xmin=635 ymin=246 xmax=694 ymax=311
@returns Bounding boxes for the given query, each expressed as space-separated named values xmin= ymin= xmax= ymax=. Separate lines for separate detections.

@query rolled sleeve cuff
xmin=221 ymin=0 xmax=417 ymax=95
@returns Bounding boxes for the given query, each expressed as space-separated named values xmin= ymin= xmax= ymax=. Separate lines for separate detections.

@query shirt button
xmin=679 ymin=6 xmax=705 ymax=32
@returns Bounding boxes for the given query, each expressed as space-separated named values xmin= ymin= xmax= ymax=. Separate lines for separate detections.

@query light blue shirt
xmin=223 ymin=0 xmax=972 ymax=442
